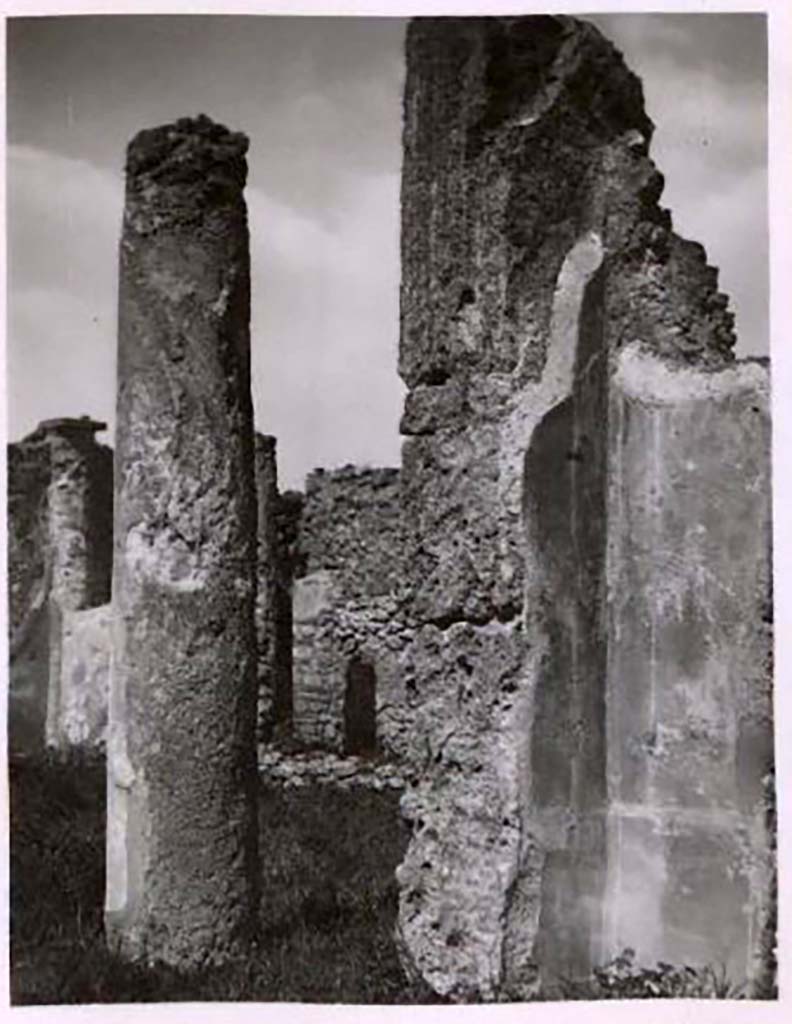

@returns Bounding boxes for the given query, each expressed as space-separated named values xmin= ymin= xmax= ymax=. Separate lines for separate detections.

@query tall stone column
xmin=106 ymin=115 xmax=260 ymax=968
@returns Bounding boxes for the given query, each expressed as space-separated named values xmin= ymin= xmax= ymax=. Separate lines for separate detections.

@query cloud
xmin=7 ymin=142 xmax=404 ymax=489
xmin=8 ymin=284 xmax=116 ymax=442
xmin=8 ymin=143 xmax=123 ymax=294
xmin=7 ymin=145 xmax=120 ymax=440
xmin=247 ymin=171 xmax=404 ymax=490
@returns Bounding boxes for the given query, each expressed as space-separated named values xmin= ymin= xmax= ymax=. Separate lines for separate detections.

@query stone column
xmin=7 ymin=417 xmax=111 ymax=753
xmin=106 ymin=115 xmax=260 ymax=968
xmin=42 ymin=417 xmax=113 ymax=749
xmin=254 ymin=433 xmax=291 ymax=742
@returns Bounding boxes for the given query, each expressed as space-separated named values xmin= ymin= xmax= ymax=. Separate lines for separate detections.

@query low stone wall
xmin=258 ymin=748 xmax=406 ymax=791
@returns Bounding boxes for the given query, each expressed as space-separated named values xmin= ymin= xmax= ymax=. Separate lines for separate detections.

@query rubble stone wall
xmin=395 ymin=14 xmax=772 ymax=1002
xmin=290 ymin=467 xmax=412 ymax=757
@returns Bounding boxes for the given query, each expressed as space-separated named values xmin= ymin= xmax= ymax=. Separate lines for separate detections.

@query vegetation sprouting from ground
xmin=8 ymin=752 xmax=438 ymax=1004
xmin=9 ymin=752 xmax=767 ymax=1004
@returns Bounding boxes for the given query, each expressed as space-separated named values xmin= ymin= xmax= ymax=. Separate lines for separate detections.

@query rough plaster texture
xmin=7 ymin=418 xmax=112 ymax=753
xmin=297 ymin=466 xmax=404 ymax=600
xmin=396 ymin=15 xmax=769 ymax=1002
xmin=254 ymin=434 xmax=293 ymax=740
xmin=291 ymin=467 xmax=413 ymax=757
xmin=106 ymin=115 xmax=260 ymax=968
xmin=604 ymin=344 xmax=773 ymax=985
xmin=57 ymin=603 xmax=112 ymax=749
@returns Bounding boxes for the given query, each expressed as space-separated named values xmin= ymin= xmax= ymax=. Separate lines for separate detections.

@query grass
xmin=9 ymin=752 xmax=770 ymax=1004
xmin=549 ymin=948 xmax=749 ymax=1001
xmin=9 ymin=751 xmax=441 ymax=1004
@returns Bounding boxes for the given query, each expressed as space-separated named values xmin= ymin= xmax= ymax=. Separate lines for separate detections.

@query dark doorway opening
xmin=343 ymin=657 xmax=377 ymax=756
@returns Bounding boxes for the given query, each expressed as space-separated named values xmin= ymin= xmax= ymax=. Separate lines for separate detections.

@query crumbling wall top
xmin=296 ymin=466 xmax=403 ymax=600
xmin=400 ymin=14 xmax=736 ymax=402
xmin=37 ymin=416 xmax=107 ymax=437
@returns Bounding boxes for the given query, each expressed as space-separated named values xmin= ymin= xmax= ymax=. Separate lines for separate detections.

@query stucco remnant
xmin=106 ymin=115 xmax=260 ymax=968
xmin=57 ymin=603 xmax=112 ymax=749
xmin=396 ymin=14 xmax=771 ymax=1001
xmin=605 ymin=344 xmax=773 ymax=985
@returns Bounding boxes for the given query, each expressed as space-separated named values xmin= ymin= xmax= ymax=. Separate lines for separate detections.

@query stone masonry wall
xmin=396 ymin=14 xmax=772 ymax=1002
xmin=291 ymin=467 xmax=413 ymax=758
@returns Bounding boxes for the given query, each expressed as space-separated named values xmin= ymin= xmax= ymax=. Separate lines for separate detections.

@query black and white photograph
xmin=2 ymin=0 xmax=788 ymax=1014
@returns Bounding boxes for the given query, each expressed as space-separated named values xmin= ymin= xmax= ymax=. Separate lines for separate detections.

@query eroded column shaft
xmin=106 ymin=116 xmax=260 ymax=967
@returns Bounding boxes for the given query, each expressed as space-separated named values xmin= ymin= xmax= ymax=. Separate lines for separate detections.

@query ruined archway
xmin=343 ymin=657 xmax=377 ymax=757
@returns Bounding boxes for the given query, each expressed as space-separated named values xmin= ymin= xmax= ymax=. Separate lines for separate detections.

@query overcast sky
xmin=6 ymin=13 xmax=767 ymax=490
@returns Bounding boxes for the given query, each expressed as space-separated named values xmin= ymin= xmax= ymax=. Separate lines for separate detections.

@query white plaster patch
xmin=517 ymin=230 xmax=604 ymax=401
xmin=292 ymin=570 xmax=341 ymax=623
xmin=124 ymin=523 xmax=207 ymax=591
xmin=615 ymin=342 xmax=769 ymax=406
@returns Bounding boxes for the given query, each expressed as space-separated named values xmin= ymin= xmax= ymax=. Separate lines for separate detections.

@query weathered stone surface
xmin=7 ymin=417 xmax=112 ymax=753
xmin=292 ymin=583 xmax=413 ymax=758
xmin=396 ymin=14 xmax=766 ymax=1002
xmin=297 ymin=466 xmax=404 ymax=601
xmin=257 ymin=748 xmax=406 ymax=792
xmin=604 ymin=345 xmax=773 ymax=986
xmin=289 ymin=466 xmax=413 ymax=758
xmin=106 ymin=115 xmax=260 ymax=967
xmin=254 ymin=434 xmax=292 ymax=740
xmin=57 ymin=602 xmax=111 ymax=749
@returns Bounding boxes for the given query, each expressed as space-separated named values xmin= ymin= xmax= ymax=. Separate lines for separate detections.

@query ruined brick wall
xmin=7 ymin=419 xmax=113 ymax=753
xmin=290 ymin=467 xmax=413 ymax=758
xmin=396 ymin=14 xmax=771 ymax=1002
